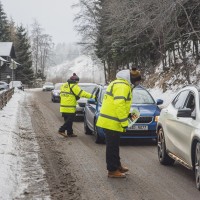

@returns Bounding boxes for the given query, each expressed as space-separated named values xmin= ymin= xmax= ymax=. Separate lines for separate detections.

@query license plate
xmin=128 ymin=125 xmax=148 ymax=130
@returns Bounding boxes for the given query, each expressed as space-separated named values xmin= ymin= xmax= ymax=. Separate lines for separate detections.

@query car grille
xmin=121 ymin=130 xmax=156 ymax=137
xmin=78 ymin=102 xmax=86 ymax=107
xmin=135 ymin=116 xmax=153 ymax=124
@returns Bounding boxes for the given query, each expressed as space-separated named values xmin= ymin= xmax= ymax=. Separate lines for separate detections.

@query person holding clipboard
xmin=96 ymin=68 xmax=142 ymax=178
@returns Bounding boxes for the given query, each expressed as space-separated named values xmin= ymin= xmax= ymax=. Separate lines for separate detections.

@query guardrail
xmin=0 ymin=88 xmax=15 ymax=110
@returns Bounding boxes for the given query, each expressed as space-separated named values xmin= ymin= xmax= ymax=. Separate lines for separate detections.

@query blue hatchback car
xmin=84 ymin=85 xmax=163 ymax=143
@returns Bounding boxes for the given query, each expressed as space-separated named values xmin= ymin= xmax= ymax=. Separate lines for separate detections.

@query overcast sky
xmin=1 ymin=0 xmax=80 ymax=45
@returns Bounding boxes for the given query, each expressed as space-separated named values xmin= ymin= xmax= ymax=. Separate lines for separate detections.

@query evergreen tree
xmin=15 ymin=25 xmax=34 ymax=86
xmin=8 ymin=18 xmax=17 ymax=43
xmin=0 ymin=1 xmax=10 ymax=41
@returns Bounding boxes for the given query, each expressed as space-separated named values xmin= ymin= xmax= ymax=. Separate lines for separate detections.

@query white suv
xmin=157 ymin=85 xmax=200 ymax=190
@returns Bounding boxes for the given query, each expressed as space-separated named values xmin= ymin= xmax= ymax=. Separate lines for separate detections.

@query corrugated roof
xmin=0 ymin=42 xmax=13 ymax=56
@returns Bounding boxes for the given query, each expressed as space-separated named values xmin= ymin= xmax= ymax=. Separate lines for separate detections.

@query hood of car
xmin=94 ymin=103 xmax=160 ymax=117
xmin=131 ymin=104 xmax=160 ymax=116
xmin=52 ymin=89 xmax=60 ymax=93
xmin=52 ymin=90 xmax=60 ymax=96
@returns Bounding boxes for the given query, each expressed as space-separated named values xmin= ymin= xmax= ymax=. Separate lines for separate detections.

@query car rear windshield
xmin=45 ymin=82 xmax=53 ymax=86
xmin=79 ymin=85 xmax=96 ymax=93
xmin=132 ymin=88 xmax=155 ymax=104
xmin=10 ymin=81 xmax=22 ymax=87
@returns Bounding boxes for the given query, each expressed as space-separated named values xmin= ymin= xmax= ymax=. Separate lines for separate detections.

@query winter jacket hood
xmin=116 ymin=70 xmax=131 ymax=84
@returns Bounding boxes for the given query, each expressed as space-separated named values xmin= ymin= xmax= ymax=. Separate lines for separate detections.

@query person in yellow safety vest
xmin=58 ymin=73 xmax=96 ymax=137
xmin=96 ymin=69 xmax=142 ymax=178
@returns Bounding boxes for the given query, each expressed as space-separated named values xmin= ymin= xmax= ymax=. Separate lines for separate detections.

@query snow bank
xmin=0 ymin=90 xmax=22 ymax=199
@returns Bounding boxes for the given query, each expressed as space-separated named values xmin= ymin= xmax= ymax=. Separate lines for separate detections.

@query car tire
xmin=195 ymin=142 xmax=200 ymax=190
xmin=84 ymin=115 xmax=92 ymax=135
xmin=93 ymin=120 xmax=104 ymax=144
xmin=157 ymin=127 xmax=175 ymax=165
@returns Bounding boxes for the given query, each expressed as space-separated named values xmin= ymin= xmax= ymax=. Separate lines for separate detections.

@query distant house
xmin=0 ymin=42 xmax=18 ymax=82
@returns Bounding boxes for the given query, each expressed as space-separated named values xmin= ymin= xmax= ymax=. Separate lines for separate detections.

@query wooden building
xmin=0 ymin=42 xmax=17 ymax=82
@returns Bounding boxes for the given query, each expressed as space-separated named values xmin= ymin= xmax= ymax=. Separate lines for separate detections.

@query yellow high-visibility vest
xmin=96 ymin=79 xmax=132 ymax=132
xmin=60 ymin=82 xmax=94 ymax=113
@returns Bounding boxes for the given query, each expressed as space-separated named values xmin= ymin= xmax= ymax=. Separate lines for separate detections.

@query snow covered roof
xmin=0 ymin=42 xmax=16 ymax=58
xmin=0 ymin=56 xmax=7 ymax=62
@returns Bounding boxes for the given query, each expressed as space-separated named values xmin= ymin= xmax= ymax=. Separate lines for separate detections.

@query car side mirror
xmin=87 ymin=98 xmax=96 ymax=105
xmin=177 ymin=108 xmax=192 ymax=118
xmin=156 ymin=99 xmax=163 ymax=105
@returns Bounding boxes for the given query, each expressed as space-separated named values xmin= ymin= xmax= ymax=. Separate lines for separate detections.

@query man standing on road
xmin=96 ymin=69 xmax=142 ymax=178
xmin=58 ymin=73 xmax=95 ymax=138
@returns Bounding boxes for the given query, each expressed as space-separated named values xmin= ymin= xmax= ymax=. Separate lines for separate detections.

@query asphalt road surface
xmin=23 ymin=89 xmax=200 ymax=200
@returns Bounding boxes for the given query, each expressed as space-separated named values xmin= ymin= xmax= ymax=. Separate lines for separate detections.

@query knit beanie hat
xmin=130 ymin=69 xmax=142 ymax=84
xmin=69 ymin=73 xmax=79 ymax=82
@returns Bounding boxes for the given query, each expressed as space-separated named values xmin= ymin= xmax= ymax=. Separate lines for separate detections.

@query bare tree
xmin=30 ymin=19 xmax=54 ymax=78
xmin=31 ymin=19 xmax=43 ymax=75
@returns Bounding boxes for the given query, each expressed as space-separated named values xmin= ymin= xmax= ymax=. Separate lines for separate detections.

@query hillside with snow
xmin=46 ymin=55 xmax=105 ymax=84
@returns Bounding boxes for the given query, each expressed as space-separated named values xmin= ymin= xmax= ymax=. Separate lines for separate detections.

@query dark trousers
xmin=59 ymin=113 xmax=76 ymax=135
xmin=104 ymin=129 xmax=121 ymax=172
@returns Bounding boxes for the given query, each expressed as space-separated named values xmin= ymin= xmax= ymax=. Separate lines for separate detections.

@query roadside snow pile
xmin=0 ymin=89 xmax=51 ymax=199
xmin=47 ymin=54 xmax=105 ymax=83
xmin=0 ymin=90 xmax=22 ymax=199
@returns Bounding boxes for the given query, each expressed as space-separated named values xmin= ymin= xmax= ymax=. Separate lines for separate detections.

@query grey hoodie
xmin=116 ymin=70 xmax=131 ymax=84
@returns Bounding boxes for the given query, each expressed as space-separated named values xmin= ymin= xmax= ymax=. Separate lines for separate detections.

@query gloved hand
xmin=128 ymin=112 xmax=139 ymax=121
xmin=128 ymin=113 xmax=132 ymax=118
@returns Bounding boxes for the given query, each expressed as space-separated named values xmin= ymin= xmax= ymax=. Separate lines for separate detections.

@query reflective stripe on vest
xmin=114 ymin=96 xmax=127 ymax=100
xmin=60 ymin=91 xmax=73 ymax=95
xmin=78 ymin=89 xmax=83 ymax=96
xmin=106 ymin=81 xmax=131 ymax=101
xmin=99 ymin=113 xmax=128 ymax=122
xmin=60 ymin=105 xmax=76 ymax=108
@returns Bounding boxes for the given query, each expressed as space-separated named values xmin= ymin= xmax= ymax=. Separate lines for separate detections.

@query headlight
xmin=53 ymin=92 xmax=59 ymax=96
xmin=155 ymin=116 xmax=159 ymax=122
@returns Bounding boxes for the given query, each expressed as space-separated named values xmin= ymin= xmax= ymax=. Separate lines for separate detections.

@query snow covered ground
xmin=0 ymin=87 xmax=174 ymax=199
xmin=0 ymin=89 xmax=50 ymax=199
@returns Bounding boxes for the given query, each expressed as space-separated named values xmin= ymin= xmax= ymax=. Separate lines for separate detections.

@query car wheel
xmin=195 ymin=142 xmax=200 ymax=190
xmin=84 ymin=115 xmax=92 ymax=135
xmin=93 ymin=120 xmax=104 ymax=144
xmin=157 ymin=127 xmax=174 ymax=165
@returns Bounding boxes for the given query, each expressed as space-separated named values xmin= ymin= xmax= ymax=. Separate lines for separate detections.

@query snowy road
xmin=0 ymin=88 xmax=200 ymax=199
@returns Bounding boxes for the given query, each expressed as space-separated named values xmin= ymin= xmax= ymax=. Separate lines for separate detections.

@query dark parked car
xmin=42 ymin=82 xmax=54 ymax=91
xmin=51 ymin=83 xmax=64 ymax=102
xmin=0 ymin=81 xmax=9 ymax=90
xmin=84 ymin=85 xmax=163 ymax=143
